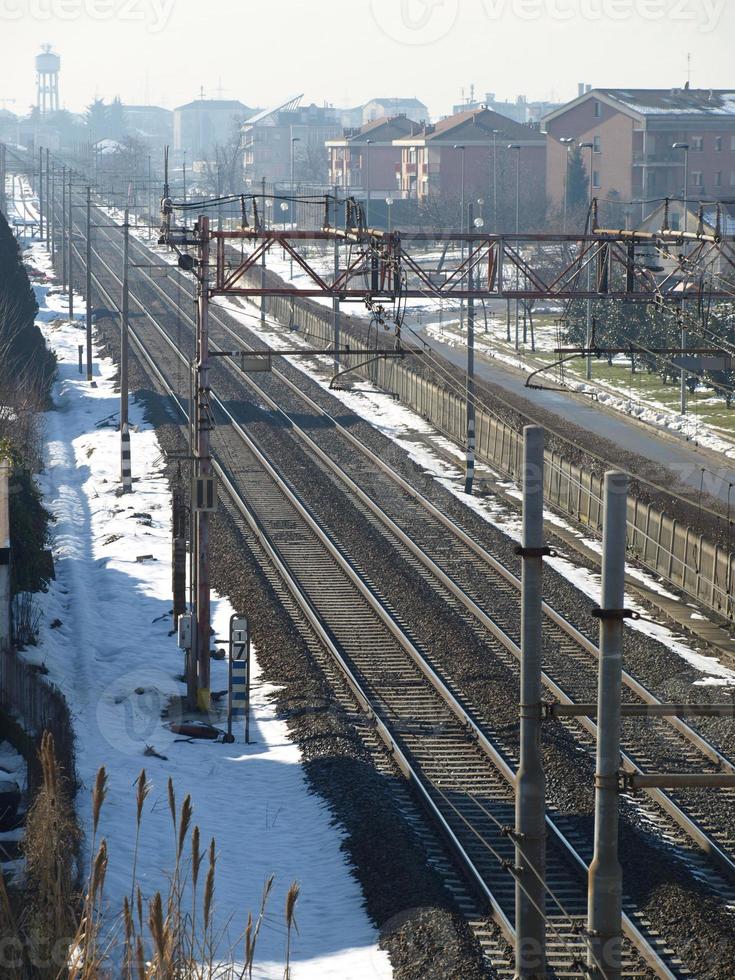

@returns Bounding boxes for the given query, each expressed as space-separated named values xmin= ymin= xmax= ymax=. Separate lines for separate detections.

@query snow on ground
xmin=217 ymin=293 xmax=735 ymax=690
xmin=426 ymin=317 xmax=735 ymax=459
xmin=9 ymin=180 xmax=392 ymax=979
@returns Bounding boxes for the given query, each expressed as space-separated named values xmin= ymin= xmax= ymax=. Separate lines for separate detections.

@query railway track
xmin=29 ymin=175 xmax=735 ymax=974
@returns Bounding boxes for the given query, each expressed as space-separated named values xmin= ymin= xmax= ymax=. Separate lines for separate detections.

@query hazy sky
xmin=2 ymin=0 xmax=734 ymax=117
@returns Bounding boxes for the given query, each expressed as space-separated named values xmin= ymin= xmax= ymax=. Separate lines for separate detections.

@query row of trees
xmin=0 ymin=212 xmax=56 ymax=608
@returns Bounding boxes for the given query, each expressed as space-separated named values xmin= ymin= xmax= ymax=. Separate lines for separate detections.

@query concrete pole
xmin=195 ymin=215 xmax=212 ymax=712
xmin=86 ymin=186 xmax=93 ymax=381
xmin=50 ymin=164 xmax=56 ymax=260
xmin=68 ymin=170 xmax=74 ymax=320
xmin=515 ymin=425 xmax=546 ymax=979
xmin=38 ymin=147 xmax=44 ymax=240
xmin=61 ymin=166 xmax=67 ymax=288
xmin=333 ymin=186 xmax=341 ymax=376
xmin=465 ymin=202 xmax=476 ymax=496
xmin=585 ymin=145 xmax=594 ymax=381
xmin=45 ymin=149 xmax=50 ymax=248
xmin=587 ymin=471 xmax=628 ymax=980
xmin=0 ymin=459 xmax=10 ymax=653
xmin=260 ymin=177 xmax=267 ymax=327
xmin=679 ymin=304 xmax=687 ymax=416
xmin=120 ymin=210 xmax=132 ymax=493
xmin=0 ymin=144 xmax=6 ymax=218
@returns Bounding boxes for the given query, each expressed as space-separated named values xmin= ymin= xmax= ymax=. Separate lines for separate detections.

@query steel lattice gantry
xmin=205 ymin=224 xmax=735 ymax=303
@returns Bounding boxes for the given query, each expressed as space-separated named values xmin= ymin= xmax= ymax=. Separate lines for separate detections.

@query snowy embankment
xmin=10 ymin=178 xmax=392 ymax=979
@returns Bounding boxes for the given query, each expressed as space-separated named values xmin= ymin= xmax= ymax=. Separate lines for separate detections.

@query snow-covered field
xmin=8 ymin=178 xmax=392 ymax=979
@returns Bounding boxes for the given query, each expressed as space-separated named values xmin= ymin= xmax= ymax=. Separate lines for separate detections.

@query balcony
xmin=632 ymin=151 xmax=683 ymax=166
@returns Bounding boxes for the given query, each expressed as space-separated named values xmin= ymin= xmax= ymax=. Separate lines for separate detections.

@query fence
xmin=256 ymin=278 xmax=735 ymax=624
xmin=0 ymin=645 xmax=75 ymax=792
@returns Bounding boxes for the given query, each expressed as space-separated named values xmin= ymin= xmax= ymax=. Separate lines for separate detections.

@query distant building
xmin=326 ymin=115 xmax=423 ymax=193
xmin=362 ymin=98 xmax=428 ymax=125
xmin=543 ymin=87 xmax=735 ymax=220
xmin=337 ymin=105 xmax=365 ymax=130
xmin=174 ymin=98 xmax=254 ymax=161
xmin=123 ymin=105 xmax=173 ymax=155
xmin=242 ymin=96 xmax=341 ymax=183
xmin=0 ymin=110 xmax=18 ymax=145
xmin=453 ymin=92 xmax=528 ymax=124
xmin=394 ymin=107 xmax=546 ymax=204
xmin=637 ymin=199 xmax=735 ymax=277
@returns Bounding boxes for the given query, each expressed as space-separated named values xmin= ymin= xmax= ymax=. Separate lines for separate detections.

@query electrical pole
xmin=38 ymin=147 xmax=44 ymax=240
xmin=50 ymin=163 xmax=56 ymax=261
xmin=587 ymin=471 xmax=628 ymax=980
xmin=68 ymin=169 xmax=74 ymax=320
xmin=195 ymin=215 xmax=212 ymax=712
xmin=465 ymin=202 xmax=475 ymax=496
xmin=61 ymin=166 xmax=67 ymax=288
xmin=86 ymin=186 xmax=93 ymax=381
xmin=333 ymin=186 xmax=340 ymax=376
xmin=45 ymin=149 xmax=50 ymax=248
xmin=120 ymin=209 xmax=132 ymax=493
xmin=260 ymin=176 xmax=267 ymax=326
xmin=515 ymin=424 xmax=547 ymax=978
xmin=0 ymin=144 xmax=6 ymax=219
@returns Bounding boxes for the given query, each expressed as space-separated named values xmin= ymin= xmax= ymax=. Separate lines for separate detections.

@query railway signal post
xmin=194 ymin=214 xmax=213 ymax=712
xmin=514 ymin=424 xmax=547 ymax=978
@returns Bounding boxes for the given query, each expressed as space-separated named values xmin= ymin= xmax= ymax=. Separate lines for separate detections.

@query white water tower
xmin=36 ymin=44 xmax=60 ymax=115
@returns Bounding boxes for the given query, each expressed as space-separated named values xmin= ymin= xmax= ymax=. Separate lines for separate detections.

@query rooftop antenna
xmin=199 ymin=84 xmax=205 ymax=101
xmin=217 ymin=76 xmax=224 ymax=99
xmin=686 ymin=52 xmax=692 ymax=88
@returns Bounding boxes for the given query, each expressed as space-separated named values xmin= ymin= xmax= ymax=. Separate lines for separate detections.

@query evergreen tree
xmin=0 ymin=211 xmax=55 ymax=396
xmin=566 ymin=146 xmax=589 ymax=213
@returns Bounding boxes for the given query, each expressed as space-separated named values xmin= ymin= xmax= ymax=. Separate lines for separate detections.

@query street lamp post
xmin=289 ymin=135 xmax=301 ymax=280
xmin=509 ymin=144 xmax=521 ymax=350
xmin=673 ymin=142 xmax=690 ymax=415
xmin=454 ymin=144 xmax=466 ymax=330
xmin=672 ymin=142 xmax=690 ymax=232
xmin=364 ymin=139 xmax=372 ymax=228
xmin=491 ymin=129 xmax=501 ymax=231
xmin=385 ymin=196 xmax=394 ymax=233
xmin=560 ymin=137 xmax=575 ymax=233
xmin=580 ymin=141 xmax=595 ymax=380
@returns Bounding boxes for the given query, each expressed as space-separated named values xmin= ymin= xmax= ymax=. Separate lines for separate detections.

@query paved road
xmin=415 ymin=327 xmax=735 ymax=508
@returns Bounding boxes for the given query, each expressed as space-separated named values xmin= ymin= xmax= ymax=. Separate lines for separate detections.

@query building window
xmin=730 ymin=171 xmax=735 ymax=187
xmin=409 ymin=147 xmax=417 ymax=163
xmin=691 ymin=136 xmax=704 ymax=152
xmin=593 ymin=170 xmax=601 ymax=188
xmin=593 ymin=135 xmax=601 ymax=153
xmin=670 ymin=213 xmax=681 ymax=231
xmin=715 ymin=171 xmax=722 ymax=187
xmin=594 ymin=101 xmax=601 ymax=117
xmin=715 ymin=136 xmax=723 ymax=152
xmin=732 ymin=137 xmax=735 ymax=151
xmin=691 ymin=171 xmax=703 ymax=187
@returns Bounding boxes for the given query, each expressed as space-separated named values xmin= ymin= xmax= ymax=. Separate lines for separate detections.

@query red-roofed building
xmin=393 ymin=108 xmax=546 ymax=209
xmin=326 ymin=115 xmax=423 ymax=194
xmin=543 ymin=88 xmax=735 ymax=221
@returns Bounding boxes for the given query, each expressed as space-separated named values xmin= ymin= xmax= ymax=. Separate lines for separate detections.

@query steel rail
xmin=79 ymin=202 xmax=735 ymax=883
xmin=63 ymin=198 xmax=679 ymax=978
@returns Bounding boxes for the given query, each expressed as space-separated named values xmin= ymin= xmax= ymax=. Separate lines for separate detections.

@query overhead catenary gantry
xmin=186 ymin=218 xmax=735 ymax=304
